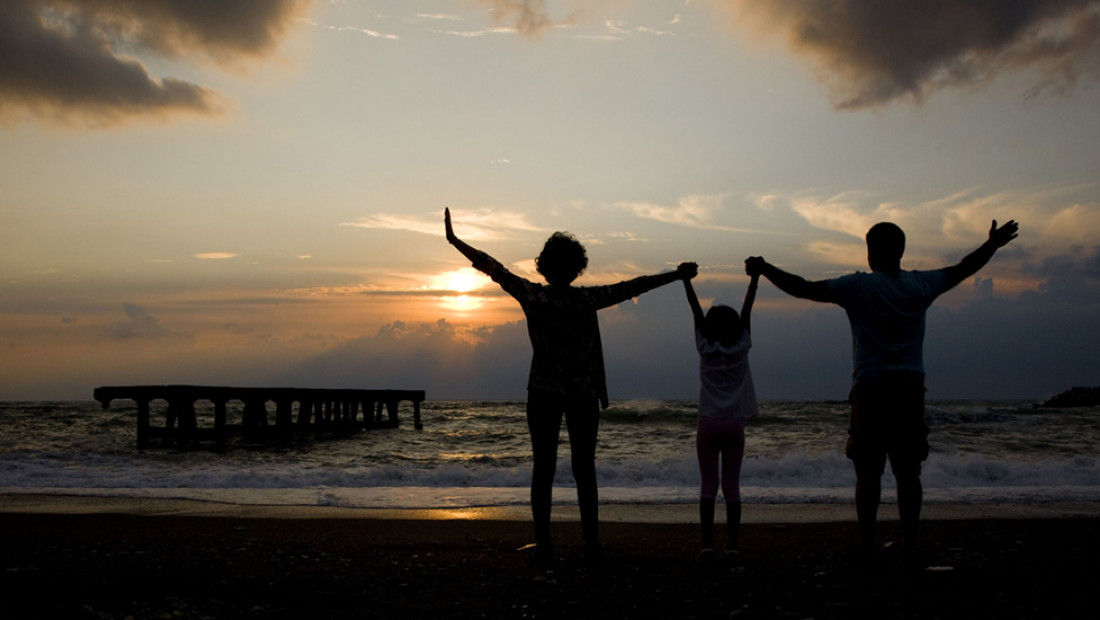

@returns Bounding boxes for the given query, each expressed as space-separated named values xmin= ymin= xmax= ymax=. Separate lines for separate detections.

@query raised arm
xmin=444 ymin=207 xmax=485 ymax=265
xmin=740 ymin=273 xmax=760 ymax=333
xmin=682 ymin=277 xmax=706 ymax=331
xmin=745 ymin=256 xmax=833 ymax=304
xmin=942 ymin=220 xmax=1019 ymax=292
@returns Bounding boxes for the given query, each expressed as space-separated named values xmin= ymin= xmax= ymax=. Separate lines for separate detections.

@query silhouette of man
xmin=746 ymin=219 xmax=1019 ymax=557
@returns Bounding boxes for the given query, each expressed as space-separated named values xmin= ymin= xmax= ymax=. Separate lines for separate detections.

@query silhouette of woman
xmin=445 ymin=208 xmax=696 ymax=561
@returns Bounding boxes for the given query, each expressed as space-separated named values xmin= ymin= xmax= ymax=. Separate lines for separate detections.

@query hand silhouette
xmin=989 ymin=220 xmax=1019 ymax=249
xmin=444 ymin=207 xmax=456 ymax=243
xmin=677 ymin=262 xmax=699 ymax=280
xmin=744 ymin=256 xmax=766 ymax=276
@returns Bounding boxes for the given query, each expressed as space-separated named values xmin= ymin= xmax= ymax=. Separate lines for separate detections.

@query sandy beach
xmin=2 ymin=495 xmax=1097 ymax=619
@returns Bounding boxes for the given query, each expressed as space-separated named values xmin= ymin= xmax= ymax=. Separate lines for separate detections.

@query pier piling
xmin=93 ymin=385 xmax=426 ymax=449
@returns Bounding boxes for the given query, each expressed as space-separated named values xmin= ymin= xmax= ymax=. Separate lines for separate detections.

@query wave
xmin=3 ymin=449 xmax=1095 ymax=495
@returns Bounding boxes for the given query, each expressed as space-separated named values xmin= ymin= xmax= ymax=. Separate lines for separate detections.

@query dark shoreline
xmin=2 ymin=510 xmax=1096 ymax=619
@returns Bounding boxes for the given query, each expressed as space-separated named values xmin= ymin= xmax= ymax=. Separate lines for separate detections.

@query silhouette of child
xmin=682 ymin=269 xmax=759 ymax=564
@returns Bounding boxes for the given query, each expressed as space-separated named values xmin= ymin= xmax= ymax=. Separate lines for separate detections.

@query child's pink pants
xmin=696 ymin=415 xmax=746 ymax=501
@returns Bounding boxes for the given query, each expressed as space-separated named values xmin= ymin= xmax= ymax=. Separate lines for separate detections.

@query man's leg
xmin=888 ymin=372 xmax=928 ymax=556
xmin=849 ymin=420 xmax=886 ymax=551
xmin=894 ymin=466 xmax=923 ymax=550
xmin=854 ymin=463 xmax=883 ymax=551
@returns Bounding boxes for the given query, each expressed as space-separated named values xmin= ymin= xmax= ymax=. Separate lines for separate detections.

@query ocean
xmin=1 ymin=399 xmax=1098 ymax=510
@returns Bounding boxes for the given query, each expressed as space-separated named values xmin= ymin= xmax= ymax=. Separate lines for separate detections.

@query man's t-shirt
xmin=827 ymin=270 xmax=949 ymax=386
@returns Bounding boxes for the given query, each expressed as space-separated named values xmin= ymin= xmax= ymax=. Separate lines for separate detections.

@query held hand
xmin=444 ymin=207 xmax=456 ymax=244
xmin=988 ymin=219 xmax=1019 ymax=249
xmin=677 ymin=262 xmax=698 ymax=280
xmin=744 ymin=256 xmax=767 ymax=276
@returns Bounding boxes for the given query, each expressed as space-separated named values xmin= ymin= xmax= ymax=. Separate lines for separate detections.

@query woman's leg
xmin=564 ymin=395 xmax=601 ymax=549
xmin=526 ymin=391 xmax=563 ymax=549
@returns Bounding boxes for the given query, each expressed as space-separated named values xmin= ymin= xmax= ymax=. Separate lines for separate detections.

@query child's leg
xmin=719 ymin=417 xmax=747 ymax=552
xmin=696 ymin=416 xmax=721 ymax=550
xmin=725 ymin=501 xmax=742 ymax=553
xmin=699 ymin=496 xmax=716 ymax=551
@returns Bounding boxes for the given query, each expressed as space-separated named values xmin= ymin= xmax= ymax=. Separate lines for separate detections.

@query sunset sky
xmin=3 ymin=0 xmax=1099 ymax=401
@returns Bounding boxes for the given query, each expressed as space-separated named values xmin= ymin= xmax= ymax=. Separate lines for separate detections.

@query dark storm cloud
xmin=0 ymin=0 xmax=312 ymax=125
xmin=1024 ymin=244 xmax=1100 ymax=281
xmin=731 ymin=0 xmax=1100 ymax=108
xmin=1020 ymin=244 xmax=1100 ymax=306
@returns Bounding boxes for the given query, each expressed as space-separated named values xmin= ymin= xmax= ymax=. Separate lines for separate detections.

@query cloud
xmin=724 ymin=0 xmax=1100 ymax=108
xmin=476 ymin=0 xmax=578 ymax=38
xmin=1034 ymin=202 xmax=1100 ymax=243
xmin=613 ymin=194 xmax=772 ymax=233
xmin=1023 ymin=243 xmax=1100 ymax=298
xmin=578 ymin=18 xmax=678 ymax=40
xmin=803 ymin=240 xmax=866 ymax=269
xmin=301 ymin=17 xmax=399 ymax=40
xmin=0 ymin=0 xmax=313 ymax=126
xmin=788 ymin=192 xmax=882 ymax=239
xmin=417 ymin=14 xmax=463 ymax=22
xmin=775 ymin=186 xmax=1100 ymax=247
xmin=342 ymin=209 xmax=545 ymax=241
xmin=193 ymin=252 xmax=238 ymax=260
xmin=271 ymin=318 xmax=533 ymax=397
xmin=102 ymin=302 xmax=191 ymax=341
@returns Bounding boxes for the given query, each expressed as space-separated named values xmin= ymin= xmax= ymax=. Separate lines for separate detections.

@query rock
xmin=1038 ymin=386 xmax=1100 ymax=408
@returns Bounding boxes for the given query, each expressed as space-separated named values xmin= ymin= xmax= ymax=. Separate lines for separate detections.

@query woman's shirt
xmin=475 ymin=251 xmax=672 ymax=409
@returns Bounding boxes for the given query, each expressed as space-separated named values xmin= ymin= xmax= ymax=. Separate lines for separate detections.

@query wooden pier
xmin=93 ymin=385 xmax=425 ymax=449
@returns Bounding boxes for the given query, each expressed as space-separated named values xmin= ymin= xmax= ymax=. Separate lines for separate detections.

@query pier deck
xmin=93 ymin=385 xmax=425 ymax=449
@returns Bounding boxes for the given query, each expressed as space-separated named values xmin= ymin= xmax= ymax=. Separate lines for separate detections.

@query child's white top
xmin=696 ymin=329 xmax=758 ymax=418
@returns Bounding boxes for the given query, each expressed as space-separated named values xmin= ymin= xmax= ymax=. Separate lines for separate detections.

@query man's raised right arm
xmin=745 ymin=256 xmax=834 ymax=303
xmin=942 ymin=220 xmax=1019 ymax=292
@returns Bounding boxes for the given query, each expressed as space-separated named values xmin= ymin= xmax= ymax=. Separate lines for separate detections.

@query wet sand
xmin=2 ymin=495 xmax=1097 ymax=619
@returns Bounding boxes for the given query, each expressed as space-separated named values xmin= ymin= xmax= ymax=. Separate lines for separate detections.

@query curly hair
xmin=536 ymin=232 xmax=588 ymax=286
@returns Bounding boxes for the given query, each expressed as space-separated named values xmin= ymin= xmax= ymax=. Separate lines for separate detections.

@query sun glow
xmin=433 ymin=268 xmax=490 ymax=312
xmin=442 ymin=294 xmax=483 ymax=312
xmin=433 ymin=268 xmax=486 ymax=294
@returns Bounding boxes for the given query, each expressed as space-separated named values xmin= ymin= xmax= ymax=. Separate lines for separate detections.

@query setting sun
xmin=434 ymin=268 xmax=487 ymax=294
xmin=431 ymin=268 xmax=490 ymax=312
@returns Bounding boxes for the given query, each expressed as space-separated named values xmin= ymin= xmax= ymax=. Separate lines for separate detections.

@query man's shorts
xmin=846 ymin=371 xmax=929 ymax=477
